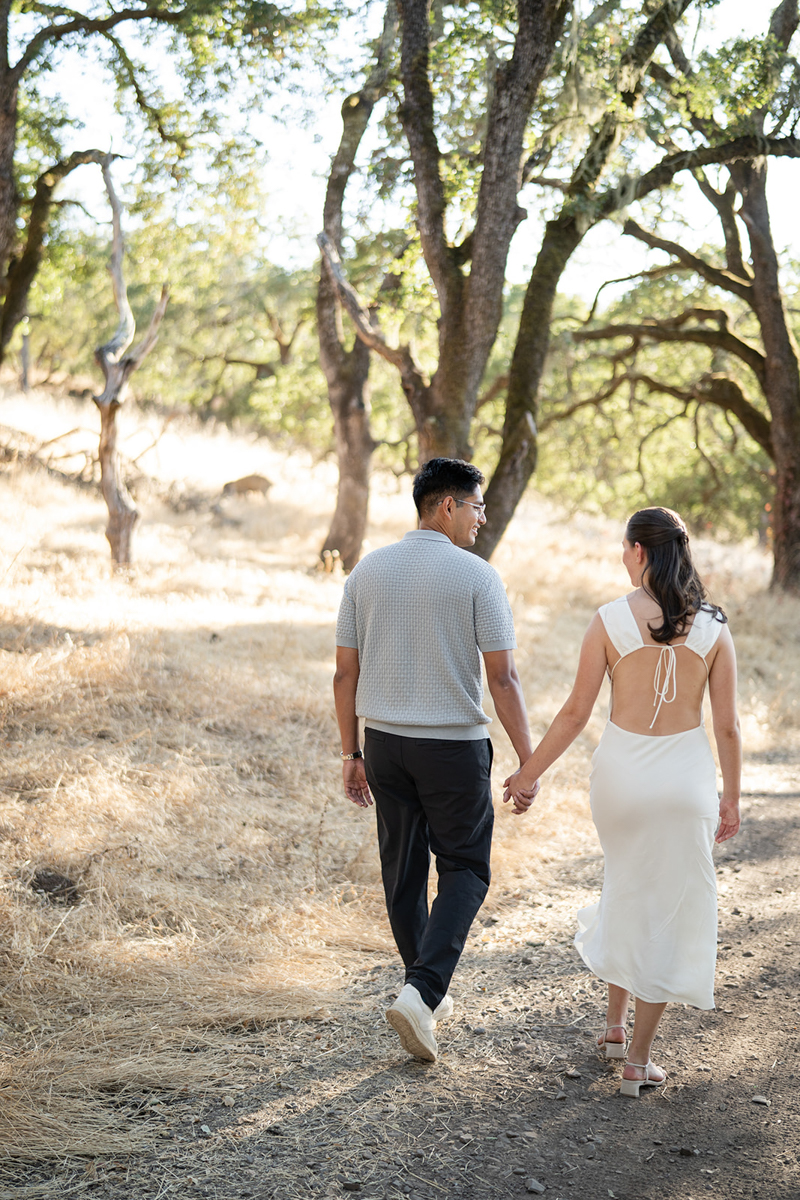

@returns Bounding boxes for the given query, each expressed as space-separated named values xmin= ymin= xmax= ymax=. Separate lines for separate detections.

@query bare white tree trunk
xmin=94 ymin=156 xmax=168 ymax=567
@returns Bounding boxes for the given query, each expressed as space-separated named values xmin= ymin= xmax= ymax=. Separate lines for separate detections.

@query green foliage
xmin=25 ymin=188 xmax=328 ymax=442
xmin=531 ymin=271 xmax=776 ymax=539
xmin=11 ymin=1 xmax=348 ymax=198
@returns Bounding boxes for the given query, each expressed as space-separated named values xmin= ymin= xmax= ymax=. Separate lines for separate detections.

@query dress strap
xmin=685 ymin=606 xmax=725 ymax=657
xmin=598 ymin=596 xmax=642 ymax=658
xmin=650 ymin=645 xmax=678 ymax=729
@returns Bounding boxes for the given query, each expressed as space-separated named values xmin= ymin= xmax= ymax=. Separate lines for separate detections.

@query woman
xmin=505 ymin=507 xmax=741 ymax=1096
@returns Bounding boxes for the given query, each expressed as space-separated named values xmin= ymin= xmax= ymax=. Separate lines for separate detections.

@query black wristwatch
xmin=340 ymin=750 xmax=363 ymax=760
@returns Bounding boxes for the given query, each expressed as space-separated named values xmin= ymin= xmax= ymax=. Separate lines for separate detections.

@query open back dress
xmin=573 ymin=595 xmax=724 ymax=1009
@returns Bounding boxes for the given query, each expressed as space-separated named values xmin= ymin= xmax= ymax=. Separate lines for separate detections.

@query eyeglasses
xmin=455 ymin=499 xmax=486 ymax=516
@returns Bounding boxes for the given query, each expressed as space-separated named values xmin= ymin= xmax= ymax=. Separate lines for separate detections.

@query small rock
xmin=473 ymin=1025 xmax=487 ymax=1035
xmin=506 ymin=1130 xmax=520 ymax=1138
xmin=752 ymin=1095 xmax=771 ymax=1106
xmin=718 ymin=1103 xmax=728 ymax=1111
xmin=458 ymin=1134 xmax=472 ymax=1144
xmin=199 ymin=1124 xmax=211 ymax=1136
xmin=222 ymin=1095 xmax=235 ymax=1108
xmin=513 ymin=1167 xmax=527 ymax=1175
xmin=742 ymin=950 xmax=754 ymax=958
xmin=341 ymin=1183 xmax=362 ymax=1193
xmin=679 ymin=1148 xmax=696 ymax=1157
xmin=668 ymin=1146 xmax=680 ymax=1154
xmin=525 ymin=1181 xmax=546 ymax=1195
xmin=565 ymin=1068 xmax=581 ymax=1079
xmin=555 ymin=1090 xmax=567 ymax=1100
xmin=737 ymin=1014 xmax=750 ymax=1020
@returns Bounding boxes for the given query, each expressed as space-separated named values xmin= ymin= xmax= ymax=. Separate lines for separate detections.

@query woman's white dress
xmin=574 ymin=596 xmax=724 ymax=1009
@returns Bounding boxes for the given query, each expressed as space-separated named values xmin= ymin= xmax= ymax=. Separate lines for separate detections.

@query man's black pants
xmin=364 ymin=728 xmax=494 ymax=1011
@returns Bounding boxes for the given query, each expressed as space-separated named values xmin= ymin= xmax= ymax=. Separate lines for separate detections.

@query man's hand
xmin=502 ymin=770 xmax=540 ymax=816
xmin=343 ymin=759 xmax=373 ymax=808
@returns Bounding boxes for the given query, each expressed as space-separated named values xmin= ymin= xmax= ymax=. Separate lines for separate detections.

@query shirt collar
xmin=403 ymin=529 xmax=453 ymax=543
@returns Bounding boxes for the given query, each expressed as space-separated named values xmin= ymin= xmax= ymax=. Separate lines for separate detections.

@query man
xmin=333 ymin=458 xmax=534 ymax=1062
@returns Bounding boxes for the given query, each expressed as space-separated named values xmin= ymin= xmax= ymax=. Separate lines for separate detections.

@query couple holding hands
xmin=333 ymin=458 xmax=740 ymax=1095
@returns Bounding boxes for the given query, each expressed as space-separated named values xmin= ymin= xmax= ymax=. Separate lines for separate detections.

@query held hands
xmin=343 ymin=759 xmax=373 ymax=808
xmin=715 ymin=793 xmax=740 ymax=843
xmin=502 ymin=769 xmax=540 ymax=816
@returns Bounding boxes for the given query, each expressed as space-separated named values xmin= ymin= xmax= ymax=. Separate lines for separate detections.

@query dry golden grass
xmin=0 ymin=385 xmax=797 ymax=1162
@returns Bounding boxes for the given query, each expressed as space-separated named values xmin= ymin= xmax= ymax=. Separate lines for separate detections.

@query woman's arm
xmin=708 ymin=625 xmax=741 ymax=842
xmin=503 ymin=613 xmax=609 ymax=814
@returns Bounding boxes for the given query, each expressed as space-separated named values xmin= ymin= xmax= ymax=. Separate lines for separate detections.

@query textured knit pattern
xmin=336 ymin=530 xmax=516 ymax=733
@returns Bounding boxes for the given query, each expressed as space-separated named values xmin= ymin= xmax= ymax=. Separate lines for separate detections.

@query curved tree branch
xmin=574 ymin=313 xmax=767 ymax=385
xmin=623 ymin=134 xmax=800 ymax=212
xmin=622 ymin=216 xmax=754 ymax=302
xmin=691 ymin=171 xmax=750 ymax=282
xmin=99 ymin=29 xmax=187 ymax=149
xmin=317 ymin=231 xmax=428 ymax=417
xmin=96 ymin=156 xmax=135 ymax=368
xmin=13 ymin=5 xmax=189 ymax=81
xmin=0 ymin=148 xmax=116 ymax=352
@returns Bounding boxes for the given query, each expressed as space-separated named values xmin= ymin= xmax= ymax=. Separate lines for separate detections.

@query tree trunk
xmin=0 ymin=72 xmax=18 ymax=288
xmin=397 ymin=0 xmax=566 ymax=466
xmin=92 ymin=160 xmax=168 ymax=566
xmin=475 ymin=215 xmax=584 ymax=559
xmin=732 ymin=157 xmax=800 ymax=591
xmin=320 ymin=345 xmax=375 ymax=571
xmin=317 ymin=2 xmax=397 ymax=568
xmin=96 ymin=399 xmax=139 ymax=565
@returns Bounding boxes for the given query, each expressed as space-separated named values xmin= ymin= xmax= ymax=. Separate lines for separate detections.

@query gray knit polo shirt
xmin=335 ymin=529 xmax=516 ymax=740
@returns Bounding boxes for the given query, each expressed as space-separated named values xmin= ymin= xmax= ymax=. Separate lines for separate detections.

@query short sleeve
xmin=474 ymin=570 xmax=516 ymax=652
xmin=335 ymin=578 xmax=359 ymax=649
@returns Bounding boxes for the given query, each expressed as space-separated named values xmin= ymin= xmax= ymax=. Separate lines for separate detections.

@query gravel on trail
xmin=6 ymin=760 xmax=798 ymax=1200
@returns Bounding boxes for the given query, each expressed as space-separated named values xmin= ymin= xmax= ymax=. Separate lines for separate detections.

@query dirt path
xmin=9 ymin=758 xmax=798 ymax=1200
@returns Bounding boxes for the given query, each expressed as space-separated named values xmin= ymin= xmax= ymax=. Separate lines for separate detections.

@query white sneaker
xmin=433 ymin=994 xmax=454 ymax=1022
xmin=386 ymin=984 xmax=438 ymax=1062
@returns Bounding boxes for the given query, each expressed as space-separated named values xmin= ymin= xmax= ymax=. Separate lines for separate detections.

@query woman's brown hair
xmin=625 ymin=507 xmax=727 ymax=643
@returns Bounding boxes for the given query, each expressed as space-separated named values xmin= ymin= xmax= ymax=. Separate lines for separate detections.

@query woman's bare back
xmin=603 ymin=590 xmax=722 ymax=737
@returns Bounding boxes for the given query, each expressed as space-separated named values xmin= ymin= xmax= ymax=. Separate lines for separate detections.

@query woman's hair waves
xmin=625 ymin=507 xmax=727 ymax=643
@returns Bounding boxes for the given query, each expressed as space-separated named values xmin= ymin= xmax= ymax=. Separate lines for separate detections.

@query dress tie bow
xmin=650 ymin=645 xmax=677 ymax=730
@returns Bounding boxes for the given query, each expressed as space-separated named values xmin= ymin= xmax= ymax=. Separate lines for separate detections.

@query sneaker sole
xmin=386 ymin=1007 xmax=437 ymax=1062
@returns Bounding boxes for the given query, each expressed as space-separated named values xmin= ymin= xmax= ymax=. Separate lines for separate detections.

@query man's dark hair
xmin=412 ymin=458 xmax=485 ymax=517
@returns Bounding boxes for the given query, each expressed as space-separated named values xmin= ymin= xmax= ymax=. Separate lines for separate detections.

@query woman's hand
xmin=715 ymin=793 xmax=740 ymax=843
xmin=503 ymin=771 xmax=540 ymax=816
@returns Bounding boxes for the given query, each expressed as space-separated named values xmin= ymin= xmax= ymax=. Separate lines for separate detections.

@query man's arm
xmin=483 ymin=649 xmax=533 ymax=766
xmin=333 ymin=645 xmax=373 ymax=808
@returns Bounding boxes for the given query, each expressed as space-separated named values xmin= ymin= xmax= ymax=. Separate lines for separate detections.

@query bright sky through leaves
xmin=38 ymin=0 xmax=800 ymax=303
